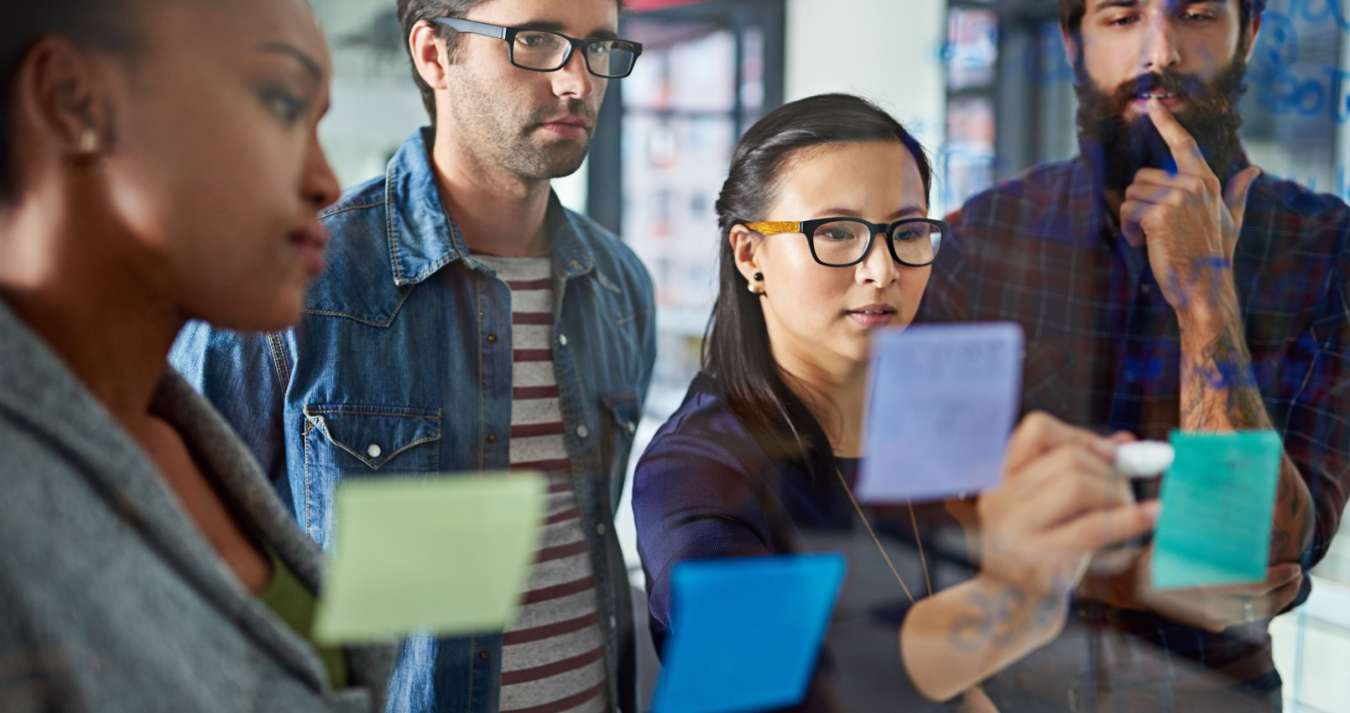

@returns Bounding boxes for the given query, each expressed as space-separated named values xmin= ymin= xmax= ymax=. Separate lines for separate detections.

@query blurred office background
xmin=313 ymin=0 xmax=1350 ymax=709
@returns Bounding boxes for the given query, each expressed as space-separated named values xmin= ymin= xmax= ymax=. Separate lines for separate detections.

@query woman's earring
xmin=77 ymin=128 xmax=99 ymax=156
xmin=747 ymin=272 xmax=765 ymax=295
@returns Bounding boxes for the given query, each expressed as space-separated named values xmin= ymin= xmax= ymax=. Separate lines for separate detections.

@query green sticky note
xmin=313 ymin=472 xmax=546 ymax=644
xmin=1151 ymin=431 xmax=1282 ymax=590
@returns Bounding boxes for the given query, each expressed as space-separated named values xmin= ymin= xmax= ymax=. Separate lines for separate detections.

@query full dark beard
xmin=1076 ymin=59 xmax=1248 ymax=195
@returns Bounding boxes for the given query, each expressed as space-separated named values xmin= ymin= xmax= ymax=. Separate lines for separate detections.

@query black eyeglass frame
xmin=431 ymin=17 xmax=644 ymax=79
xmin=744 ymin=217 xmax=948 ymax=268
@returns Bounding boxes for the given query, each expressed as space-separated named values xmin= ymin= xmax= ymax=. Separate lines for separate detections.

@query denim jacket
xmin=170 ymin=128 xmax=656 ymax=713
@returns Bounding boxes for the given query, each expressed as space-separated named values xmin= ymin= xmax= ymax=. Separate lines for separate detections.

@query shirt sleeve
xmin=169 ymin=322 xmax=295 ymax=512
xmin=1281 ymin=246 xmax=1350 ymax=571
xmin=632 ymin=429 xmax=777 ymax=655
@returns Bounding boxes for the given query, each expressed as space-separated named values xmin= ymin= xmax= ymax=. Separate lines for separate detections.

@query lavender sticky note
xmin=857 ymin=323 xmax=1024 ymax=503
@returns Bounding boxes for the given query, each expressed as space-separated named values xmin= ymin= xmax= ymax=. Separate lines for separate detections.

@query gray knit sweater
xmin=0 ymin=300 xmax=395 ymax=712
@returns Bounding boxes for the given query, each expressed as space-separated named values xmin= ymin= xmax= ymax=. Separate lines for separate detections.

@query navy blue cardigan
xmin=633 ymin=373 xmax=969 ymax=712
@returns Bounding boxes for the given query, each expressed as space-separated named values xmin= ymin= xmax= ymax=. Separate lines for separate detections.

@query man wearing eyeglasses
xmin=920 ymin=0 xmax=1348 ymax=711
xmin=170 ymin=1 xmax=654 ymax=713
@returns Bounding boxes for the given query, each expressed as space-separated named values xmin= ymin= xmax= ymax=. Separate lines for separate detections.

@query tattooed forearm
xmin=1182 ymin=324 xmax=1268 ymax=430
xmin=1180 ymin=317 xmax=1313 ymax=561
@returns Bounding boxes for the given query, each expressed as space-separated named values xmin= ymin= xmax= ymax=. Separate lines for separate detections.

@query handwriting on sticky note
xmin=857 ymin=323 xmax=1024 ymax=503
xmin=653 ymin=554 xmax=846 ymax=713
xmin=1151 ymin=431 xmax=1282 ymax=590
xmin=312 ymin=472 xmax=546 ymax=644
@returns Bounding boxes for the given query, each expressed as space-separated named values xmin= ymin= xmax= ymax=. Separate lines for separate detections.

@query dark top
xmin=633 ymin=373 xmax=970 ymax=712
xmin=918 ymin=156 xmax=1348 ymax=711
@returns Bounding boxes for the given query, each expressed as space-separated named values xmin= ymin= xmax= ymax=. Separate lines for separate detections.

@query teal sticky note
xmin=1151 ymin=431 xmax=1282 ymax=590
xmin=653 ymin=554 xmax=846 ymax=713
xmin=312 ymin=472 xmax=546 ymax=644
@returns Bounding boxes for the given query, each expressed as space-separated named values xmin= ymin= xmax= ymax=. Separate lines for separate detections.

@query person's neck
xmin=772 ymin=338 xmax=869 ymax=458
xmin=431 ymin=125 xmax=553 ymax=258
xmin=0 ymin=195 xmax=181 ymax=442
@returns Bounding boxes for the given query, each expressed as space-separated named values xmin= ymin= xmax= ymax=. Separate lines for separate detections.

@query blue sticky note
xmin=1151 ymin=431 xmax=1282 ymax=590
xmin=653 ymin=554 xmax=846 ymax=713
xmin=857 ymin=323 xmax=1024 ymax=502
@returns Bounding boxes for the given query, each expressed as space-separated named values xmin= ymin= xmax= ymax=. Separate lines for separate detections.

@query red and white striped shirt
xmin=475 ymin=254 xmax=609 ymax=713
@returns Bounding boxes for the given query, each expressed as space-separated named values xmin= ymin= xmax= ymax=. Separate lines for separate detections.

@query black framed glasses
xmin=745 ymin=217 xmax=947 ymax=268
xmin=432 ymin=17 xmax=643 ymax=79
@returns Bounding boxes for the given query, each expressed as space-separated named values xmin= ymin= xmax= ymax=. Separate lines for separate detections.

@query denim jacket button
xmin=486 ymin=433 xmax=498 ymax=444
xmin=486 ymin=332 xmax=498 ymax=344
xmin=558 ymin=333 xmax=569 ymax=347
xmin=576 ymin=425 xmax=590 ymax=439
xmin=595 ymin=522 xmax=607 ymax=536
xmin=478 ymin=650 xmax=489 ymax=662
xmin=366 ymin=443 xmax=383 ymax=459
xmin=609 ymin=615 xmax=617 ymax=630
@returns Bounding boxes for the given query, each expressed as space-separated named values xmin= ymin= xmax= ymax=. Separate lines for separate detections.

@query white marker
xmin=1114 ymin=441 xmax=1174 ymax=479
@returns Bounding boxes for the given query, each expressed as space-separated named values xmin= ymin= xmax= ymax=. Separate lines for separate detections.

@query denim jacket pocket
xmin=300 ymin=404 xmax=443 ymax=543
xmin=303 ymin=404 xmax=442 ymax=472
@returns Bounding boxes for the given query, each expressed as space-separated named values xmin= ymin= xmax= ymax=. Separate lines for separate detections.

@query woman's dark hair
xmin=1 ymin=2 xmax=141 ymax=206
xmin=705 ymin=92 xmax=933 ymax=467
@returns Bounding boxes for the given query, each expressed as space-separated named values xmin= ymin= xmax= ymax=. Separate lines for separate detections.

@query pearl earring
xmin=747 ymin=272 xmax=765 ymax=295
xmin=77 ymin=128 xmax=99 ymax=155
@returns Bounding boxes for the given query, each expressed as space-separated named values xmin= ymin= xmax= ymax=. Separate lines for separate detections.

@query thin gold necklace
xmin=834 ymin=465 xmax=934 ymax=603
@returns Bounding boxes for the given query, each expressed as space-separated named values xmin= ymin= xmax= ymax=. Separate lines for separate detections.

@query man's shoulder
xmin=1252 ymin=173 xmax=1350 ymax=253
xmin=313 ymin=175 xmax=395 ymax=267
xmin=948 ymin=160 xmax=1080 ymax=228
xmin=321 ymin=174 xmax=390 ymax=221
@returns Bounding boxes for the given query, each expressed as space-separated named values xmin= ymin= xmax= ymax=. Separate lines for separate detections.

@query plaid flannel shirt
xmin=918 ymin=156 xmax=1350 ymax=710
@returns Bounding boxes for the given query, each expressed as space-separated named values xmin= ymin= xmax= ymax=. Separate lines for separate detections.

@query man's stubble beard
xmin=446 ymin=75 xmax=595 ymax=181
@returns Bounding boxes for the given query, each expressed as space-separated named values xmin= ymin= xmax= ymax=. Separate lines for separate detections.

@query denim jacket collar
xmin=382 ymin=128 xmax=596 ymax=287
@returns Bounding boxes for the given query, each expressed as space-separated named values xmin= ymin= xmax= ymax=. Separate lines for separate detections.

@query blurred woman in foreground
xmin=0 ymin=2 xmax=393 ymax=710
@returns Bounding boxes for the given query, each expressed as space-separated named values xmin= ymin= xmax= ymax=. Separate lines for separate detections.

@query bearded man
xmin=920 ymin=1 xmax=1349 ymax=710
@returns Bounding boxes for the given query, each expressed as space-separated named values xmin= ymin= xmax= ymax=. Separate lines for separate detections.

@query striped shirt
xmin=475 ymin=254 xmax=609 ymax=713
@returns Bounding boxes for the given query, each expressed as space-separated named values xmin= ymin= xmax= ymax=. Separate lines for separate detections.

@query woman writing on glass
xmin=633 ymin=94 xmax=1157 ymax=711
xmin=0 ymin=1 xmax=393 ymax=710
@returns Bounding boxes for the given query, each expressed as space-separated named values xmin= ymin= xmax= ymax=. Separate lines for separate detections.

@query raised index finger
xmin=1147 ymin=99 xmax=1208 ymax=177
